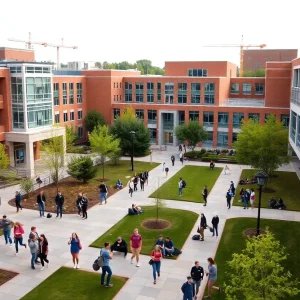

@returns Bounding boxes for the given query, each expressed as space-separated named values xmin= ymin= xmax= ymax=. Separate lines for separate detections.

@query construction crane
xmin=204 ymin=36 xmax=266 ymax=76
xmin=8 ymin=32 xmax=78 ymax=70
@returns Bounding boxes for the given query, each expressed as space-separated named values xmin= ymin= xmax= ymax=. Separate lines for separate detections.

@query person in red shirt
xmin=130 ymin=228 xmax=142 ymax=267
xmin=151 ymin=245 xmax=162 ymax=284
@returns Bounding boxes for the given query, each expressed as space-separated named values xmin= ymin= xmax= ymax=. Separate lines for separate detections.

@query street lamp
xmin=255 ymin=171 xmax=269 ymax=236
xmin=130 ymin=131 xmax=136 ymax=171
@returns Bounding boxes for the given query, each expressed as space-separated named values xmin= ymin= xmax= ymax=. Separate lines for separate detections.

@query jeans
xmin=31 ymin=253 xmax=37 ymax=268
xmin=227 ymin=198 xmax=231 ymax=209
xmin=15 ymin=237 xmax=26 ymax=253
xmin=39 ymin=253 xmax=49 ymax=266
xmin=165 ymin=248 xmax=175 ymax=256
xmin=243 ymin=198 xmax=249 ymax=208
xmin=212 ymin=225 xmax=218 ymax=236
xmin=99 ymin=193 xmax=106 ymax=204
xmin=101 ymin=266 xmax=112 ymax=285
xmin=16 ymin=201 xmax=22 ymax=212
xmin=77 ymin=205 xmax=81 ymax=215
xmin=82 ymin=205 xmax=87 ymax=219
xmin=3 ymin=230 xmax=12 ymax=244
xmin=38 ymin=203 xmax=45 ymax=217
xmin=152 ymin=261 xmax=161 ymax=280
xmin=179 ymin=187 xmax=183 ymax=196
xmin=56 ymin=204 xmax=63 ymax=217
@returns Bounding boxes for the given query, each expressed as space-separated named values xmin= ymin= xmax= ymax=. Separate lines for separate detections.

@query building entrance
xmin=164 ymin=131 xmax=174 ymax=144
xmin=14 ymin=148 xmax=25 ymax=165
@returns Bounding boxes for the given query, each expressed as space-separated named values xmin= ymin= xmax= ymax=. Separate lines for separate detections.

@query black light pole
xmin=255 ymin=171 xmax=269 ymax=236
xmin=130 ymin=131 xmax=136 ymax=171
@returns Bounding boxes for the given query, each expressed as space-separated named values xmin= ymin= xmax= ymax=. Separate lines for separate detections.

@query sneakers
xmin=136 ymin=263 xmax=140 ymax=267
xmin=73 ymin=265 xmax=76 ymax=269
xmin=105 ymin=284 xmax=113 ymax=288
xmin=157 ymin=272 xmax=160 ymax=277
xmin=10 ymin=244 xmax=12 ymax=247
xmin=204 ymin=296 xmax=211 ymax=299
xmin=31 ymin=266 xmax=35 ymax=270
xmin=76 ymin=264 xmax=80 ymax=269
xmin=41 ymin=267 xmax=44 ymax=271
xmin=130 ymin=259 xmax=133 ymax=264
xmin=24 ymin=244 xmax=27 ymax=249
xmin=15 ymin=253 xmax=18 ymax=256
xmin=153 ymin=280 xmax=156 ymax=284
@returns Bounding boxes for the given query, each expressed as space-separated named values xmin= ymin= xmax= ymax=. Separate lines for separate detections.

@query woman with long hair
xmin=68 ymin=232 xmax=81 ymax=269
xmin=39 ymin=234 xmax=49 ymax=270
xmin=204 ymin=257 xmax=221 ymax=299
xmin=13 ymin=222 xmax=26 ymax=255
xmin=150 ymin=245 xmax=162 ymax=284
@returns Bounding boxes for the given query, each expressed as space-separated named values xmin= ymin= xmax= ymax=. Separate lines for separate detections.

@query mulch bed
xmin=0 ymin=269 xmax=18 ymax=286
xmin=243 ymin=228 xmax=267 ymax=237
xmin=142 ymin=219 xmax=171 ymax=230
xmin=8 ymin=177 xmax=120 ymax=214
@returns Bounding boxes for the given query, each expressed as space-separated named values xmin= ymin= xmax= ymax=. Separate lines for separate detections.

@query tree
xmin=20 ymin=178 xmax=34 ymax=200
xmin=67 ymin=156 xmax=96 ymax=183
xmin=89 ymin=125 xmax=120 ymax=180
xmin=234 ymin=114 xmax=290 ymax=176
xmin=83 ymin=110 xmax=106 ymax=133
xmin=0 ymin=143 xmax=10 ymax=170
xmin=175 ymin=121 xmax=207 ymax=150
xmin=109 ymin=107 xmax=151 ymax=156
xmin=152 ymin=178 xmax=166 ymax=223
xmin=224 ymin=229 xmax=299 ymax=300
xmin=65 ymin=125 xmax=77 ymax=153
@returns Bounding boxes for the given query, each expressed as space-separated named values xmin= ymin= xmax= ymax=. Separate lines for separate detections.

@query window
xmin=148 ymin=110 xmax=157 ymax=124
xmin=203 ymin=112 xmax=214 ymax=126
xmin=191 ymin=83 xmax=201 ymax=104
xmin=10 ymin=66 xmax=22 ymax=73
xmin=290 ymin=111 xmax=297 ymax=140
xmin=113 ymin=82 xmax=116 ymax=88
xmin=157 ymin=83 xmax=161 ymax=90
xmin=78 ymin=110 xmax=83 ymax=120
xmin=218 ymin=112 xmax=229 ymax=128
xmin=63 ymin=112 xmax=68 ymax=122
xmin=165 ymin=82 xmax=174 ymax=104
xmin=281 ymin=114 xmax=289 ymax=127
xmin=178 ymin=83 xmax=187 ymax=91
xmin=136 ymin=84 xmax=144 ymax=102
xmin=70 ymin=111 xmax=74 ymax=121
xmin=232 ymin=132 xmax=238 ymax=144
xmin=233 ymin=113 xmax=244 ymax=128
xmin=203 ymin=131 xmax=213 ymax=147
xmin=179 ymin=111 xmax=185 ymax=125
xmin=188 ymin=69 xmax=208 ymax=77
xmin=136 ymin=109 xmax=144 ymax=120
xmin=147 ymin=82 xmax=154 ymax=90
xmin=136 ymin=83 xmax=144 ymax=91
xmin=69 ymin=83 xmax=74 ymax=104
xmin=204 ymin=83 xmax=215 ymax=104
xmin=243 ymin=83 xmax=252 ymax=95
xmin=78 ymin=126 xmax=83 ymax=138
xmin=125 ymin=93 xmax=132 ymax=102
xmin=63 ymin=83 xmax=67 ymax=105
xmin=77 ymin=83 xmax=82 ymax=104
xmin=25 ymin=66 xmax=51 ymax=73
xmin=53 ymin=83 xmax=59 ymax=106
xmin=116 ymin=82 xmax=119 ymax=88
xmin=136 ymin=94 xmax=144 ymax=102
xmin=230 ymin=83 xmax=239 ymax=94
xmin=147 ymin=82 xmax=154 ymax=103
xmin=113 ymin=108 xmax=120 ymax=120
xmin=157 ymin=82 xmax=161 ymax=103
xmin=217 ymin=132 xmax=228 ymax=147
xmin=255 ymin=83 xmax=264 ymax=95
xmin=189 ymin=111 xmax=199 ymax=121
xmin=55 ymin=113 xmax=60 ymax=124
xmin=120 ymin=82 xmax=122 ymax=89
xmin=248 ymin=113 xmax=260 ymax=122
xmin=178 ymin=83 xmax=187 ymax=104
xmin=149 ymin=128 xmax=157 ymax=143
xmin=178 ymin=95 xmax=187 ymax=104
xmin=11 ymin=77 xmax=23 ymax=103
xmin=125 ymin=82 xmax=132 ymax=90
xmin=147 ymin=93 xmax=154 ymax=103
xmin=125 ymin=82 xmax=132 ymax=102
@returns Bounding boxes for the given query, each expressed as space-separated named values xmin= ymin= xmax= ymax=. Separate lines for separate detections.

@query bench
xmin=218 ymin=158 xmax=237 ymax=164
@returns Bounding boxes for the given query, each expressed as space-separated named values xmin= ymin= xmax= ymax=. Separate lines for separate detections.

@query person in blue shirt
xmin=181 ymin=276 xmax=195 ymax=300
xmin=164 ymin=237 xmax=174 ymax=256
xmin=68 ymin=232 xmax=81 ymax=269
xmin=155 ymin=235 xmax=165 ymax=256
xmin=101 ymin=242 xmax=113 ymax=288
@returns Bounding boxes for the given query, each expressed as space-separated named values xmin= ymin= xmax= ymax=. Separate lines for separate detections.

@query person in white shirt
xmin=178 ymin=178 xmax=183 ymax=196
xmin=128 ymin=180 xmax=134 ymax=198
xmin=250 ymin=189 xmax=255 ymax=209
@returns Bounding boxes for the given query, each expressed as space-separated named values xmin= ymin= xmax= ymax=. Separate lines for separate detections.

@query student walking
xmin=133 ymin=176 xmax=138 ymax=191
xmin=171 ymin=155 xmax=175 ymax=166
xmin=202 ymin=185 xmax=208 ymax=206
xmin=139 ymin=172 xmax=145 ymax=191
xmin=39 ymin=234 xmax=49 ymax=270
xmin=150 ymin=245 xmax=162 ymax=284
xmin=76 ymin=192 xmax=83 ymax=216
xmin=28 ymin=235 xmax=39 ymax=270
xmin=243 ymin=189 xmax=250 ymax=209
xmin=226 ymin=189 xmax=232 ymax=209
xmin=181 ymin=276 xmax=195 ymax=300
xmin=204 ymin=257 xmax=221 ymax=299
xmin=179 ymin=152 xmax=183 ymax=165
xmin=145 ymin=170 xmax=149 ymax=185
xmin=68 ymin=232 xmax=82 ymax=269
xmin=81 ymin=193 xmax=88 ymax=219
xmin=165 ymin=165 xmax=169 ymax=177
xmin=128 ymin=180 xmax=134 ymax=198
xmin=211 ymin=213 xmax=219 ymax=237
xmin=130 ymin=228 xmax=142 ymax=267
xmin=224 ymin=165 xmax=230 ymax=175
xmin=250 ymin=188 xmax=255 ymax=209
xmin=15 ymin=191 xmax=23 ymax=212
xmin=29 ymin=226 xmax=40 ymax=264
xmin=55 ymin=191 xmax=64 ymax=218
xmin=100 ymin=242 xmax=114 ymax=287
xmin=1 ymin=215 xmax=13 ymax=246
xmin=178 ymin=178 xmax=183 ymax=196
xmin=36 ymin=191 xmax=46 ymax=217
xmin=191 ymin=261 xmax=204 ymax=298
xmin=14 ymin=222 xmax=27 ymax=255
xmin=99 ymin=183 xmax=108 ymax=204
xmin=230 ymin=181 xmax=236 ymax=196
xmin=199 ymin=213 xmax=207 ymax=241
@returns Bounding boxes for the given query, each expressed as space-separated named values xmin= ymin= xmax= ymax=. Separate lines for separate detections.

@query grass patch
xmin=90 ymin=206 xmax=198 ymax=255
xmin=149 ymin=166 xmax=222 ymax=202
xmin=212 ymin=218 xmax=300 ymax=299
xmin=234 ymin=170 xmax=300 ymax=211
xmin=21 ymin=267 xmax=127 ymax=300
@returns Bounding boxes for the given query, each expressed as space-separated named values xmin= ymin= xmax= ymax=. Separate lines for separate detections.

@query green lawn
xmin=90 ymin=206 xmax=198 ymax=255
xmin=94 ymin=160 xmax=159 ymax=186
xmin=211 ymin=218 xmax=300 ymax=299
xmin=234 ymin=170 xmax=300 ymax=211
xmin=149 ymin=166 xmax=222 ymax=202
xmin=21 ymin=267 xmax=127 ymax=300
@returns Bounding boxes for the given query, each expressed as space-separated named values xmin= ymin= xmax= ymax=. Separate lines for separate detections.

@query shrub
xmin=20 ymin=178 xmax=34 ymax=200
xmin=185 ymin=151 xmax=201 ymax=159
xmin=67 ymin=156 xmax=97 ymax=183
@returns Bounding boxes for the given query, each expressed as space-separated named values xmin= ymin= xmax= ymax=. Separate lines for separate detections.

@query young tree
xmin=234 ymin=114 xmax=290 ymax=176
xmin=65 ymin=125 xmax=77 ymax=153
xmin=89 ymin=125 xmax=120 ymax=180
xmin=152 ymin=178 xmax=166 ymax=223
xmin=20 ymin=178 xmax=34 ymax=200
xmin=224 ymin=229 xmax=299 ymax=300
xmin=83 ymin=110 xmax=106 ymax=133
xmin=67 ymin=156 xmax=96 ymax=183
xmin=109 ymin=107 xmax=151 ymax=156
xmin=0 ymin=143 xmax=10 ymax=170
xmin=175 ymin=121 xmax=207 ymax=150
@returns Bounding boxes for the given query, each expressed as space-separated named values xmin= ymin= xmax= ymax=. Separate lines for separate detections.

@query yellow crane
xmin=8 ymin=32 xmax=78 ymax=70
xmin=204 ymin=35 xmax=266 ymax=76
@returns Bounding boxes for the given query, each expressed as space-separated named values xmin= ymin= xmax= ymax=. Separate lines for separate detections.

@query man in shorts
xmin=191 ymin=261 xmax=204 ymax=299
xmin=130 ymin=228 xmax=142 ymax=267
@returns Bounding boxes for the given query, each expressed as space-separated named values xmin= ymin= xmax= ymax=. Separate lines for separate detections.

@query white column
xmin=158 ymin=111 xmax=163 ymax=146
xmin=173 ymin=111 xmax=179 ymax=146
xmin=26 ymin=141 xmax=35 ymax=178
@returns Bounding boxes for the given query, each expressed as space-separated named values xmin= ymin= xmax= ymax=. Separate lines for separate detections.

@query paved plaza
xmin=0 ymin=148 xmax=299 ymax=300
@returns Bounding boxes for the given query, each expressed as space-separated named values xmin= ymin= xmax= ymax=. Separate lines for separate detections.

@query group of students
xmin=238 ymin=187 xmax=256 ymax=209
xmin=128 ymin=171 xmax=149 ymax=197
xmin=197 ymin=213 xmax=220 ymax=241
xmin=76 ymin=192 xmax=89 ymax=219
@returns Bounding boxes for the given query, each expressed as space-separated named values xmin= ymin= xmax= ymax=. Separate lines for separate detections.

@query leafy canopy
xmin=20 ymin=178 xmax=34 ymax=200
xmin=224 ymin=229 xmax=299 ymax=300
xmin=84 ymin=110 xmax=105 ymax=133
xmin=109 ymin=107 xmax=151 ymax=156
xmin=65 ymin=125 xmax=78 ymax=153
xmin=234 ymin=114 xmax=290 ymax=175
xmin=175 ymin=121 xmax=207 ymax=150
xmin=67 ymin=156 xmax=96 ymax=183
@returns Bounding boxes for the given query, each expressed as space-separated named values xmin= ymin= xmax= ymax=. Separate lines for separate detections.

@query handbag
xmin=78 ymin=239 xmax=82 ymax=250
xmin=149 ymin=259 xmax=153 ymax=265
xmin=197 ymin=226 xmax=200 ymax=233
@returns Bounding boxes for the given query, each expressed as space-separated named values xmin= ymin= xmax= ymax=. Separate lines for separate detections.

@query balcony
xmin=0 ymin=95 xmax=3 ymax=109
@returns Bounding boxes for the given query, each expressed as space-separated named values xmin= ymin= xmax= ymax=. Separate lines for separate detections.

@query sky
xmin=0 ymin=0 xmax=299 ymax=68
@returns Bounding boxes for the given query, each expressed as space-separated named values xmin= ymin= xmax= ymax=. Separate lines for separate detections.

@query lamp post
xmin=255 ymin=171 xmax=269 ymax=236
xmin=130 ymin=131 xmax=136 ymax=171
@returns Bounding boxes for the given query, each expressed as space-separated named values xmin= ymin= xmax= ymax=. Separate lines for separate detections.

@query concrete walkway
xmin=0 ymin=149 xmax=299 ymax=300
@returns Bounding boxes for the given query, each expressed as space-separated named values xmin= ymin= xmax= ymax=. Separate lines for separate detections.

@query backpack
xmin=173 ymin=247 xmax=182 ymax=255
xmin=192 ymin=234 xmax=200 ymax=240
xmin=47 ymin=213 xmax=52 ymax=218
xmin=92 ymin=258 xmax=100 ymax=271
xmin=182 ymin=180 xmax=186 ymax=188
xmin=97 ymin=250 xmax=105 ymax=268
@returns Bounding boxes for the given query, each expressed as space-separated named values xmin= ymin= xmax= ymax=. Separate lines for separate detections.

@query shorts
xmin=250 ymin=200 xmax=254 ymax=205
xmin=100 ymin=193 xmax=107 ymax=200
xmin=131 ymin=247 xmax=141 ymax=255
xmin=194 ymin=280 xmax=201 ymax=288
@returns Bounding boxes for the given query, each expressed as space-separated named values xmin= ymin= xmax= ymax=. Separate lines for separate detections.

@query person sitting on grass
xmin=132 ymin=204 xmax=143 ymax=214
xmin=155 ymin=235 xmax=165 ymax=256
xmin=116 ymin=179 xmax=123 ymax=189
xmin=110 ymin=237 xmax=128 ymax=257
xmin=164 ymin=237 xmax=175 ymax=257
